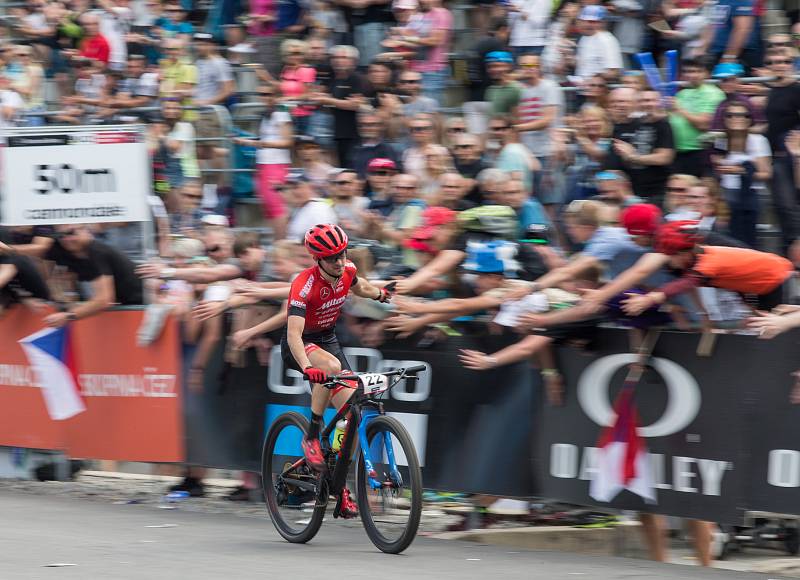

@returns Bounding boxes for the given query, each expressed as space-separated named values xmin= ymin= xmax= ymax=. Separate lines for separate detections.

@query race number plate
xmin=358 ymin=373 xmax=390 ymax=395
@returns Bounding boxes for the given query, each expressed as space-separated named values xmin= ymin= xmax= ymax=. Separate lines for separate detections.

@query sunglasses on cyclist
xmin=321 ymin=250 xmax=347 ymax=263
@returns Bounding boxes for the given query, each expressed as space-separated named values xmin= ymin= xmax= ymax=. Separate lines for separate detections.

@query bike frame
xmin=319 ymin=390 xmax=401 ymax=494
xmin=275 ymin=368 xmax=421 ymax=503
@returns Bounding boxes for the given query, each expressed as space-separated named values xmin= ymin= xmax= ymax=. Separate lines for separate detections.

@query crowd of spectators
xmin=3 ymin=0 xmax=800 ymax=564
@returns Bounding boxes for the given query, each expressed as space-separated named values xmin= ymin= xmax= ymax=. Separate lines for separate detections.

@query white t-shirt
xmin=288 ymin=200 xmax=338 ymax=242
xmin=509 ymin=0 xmax=551 ymax=48
xmin=713 ymin=134 xmax=771 ymax=190
xmin=256 ymin=111 xmax=293 ymax=165
xmin=0 ymin=90 xmax=23 ymax=133
xmin=169 ymin=121 xmax=200 ymax=178
xmin=575 ymin=31 xmax=623 ymax=80
xmin=518 ymin=79 xmax=564 ymax=157
xmin=99 ymin=7 xmax=133 ymax=68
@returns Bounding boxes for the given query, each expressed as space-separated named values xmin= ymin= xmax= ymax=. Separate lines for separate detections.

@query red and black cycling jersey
xmin=287 ymin=262 xmax=359 ymax=335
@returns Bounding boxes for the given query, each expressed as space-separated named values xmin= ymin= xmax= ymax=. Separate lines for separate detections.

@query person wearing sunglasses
xmin=281 ymin=224 xmax=394 ymax=517
xmin=364 ymin=158 xmax=398 ymax=215
xmin=329 ymin=169 xmax=370 ymax=237
xmin=709 ymin=62 xmax=766 ymax=133
xmin=5 ymin=224 xmax=145 ymax=328
xmin=712 ymin=102 xmax=772 ymax=247
xmin=350 ymin=109 xmax=400 ymax=179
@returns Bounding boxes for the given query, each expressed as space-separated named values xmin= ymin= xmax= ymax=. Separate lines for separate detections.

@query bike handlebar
xmin=317 ymin=365 xmax=426 ymax=386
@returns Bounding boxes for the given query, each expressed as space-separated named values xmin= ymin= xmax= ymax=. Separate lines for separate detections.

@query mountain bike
xmin=262 ymin=365 xmax=426 ymax=554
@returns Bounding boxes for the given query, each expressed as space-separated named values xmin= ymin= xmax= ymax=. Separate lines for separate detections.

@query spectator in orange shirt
xmin=623 ymin=220 xmax=795 ymax=315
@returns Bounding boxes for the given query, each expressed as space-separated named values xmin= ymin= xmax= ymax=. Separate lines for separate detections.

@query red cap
xmin=367 ymin=158 xmax=397 ymax=171
xmin=421 ymin=206 xmax=456 ymax=228
xmin=621 ymin=203 xmax=662 ymax=236
xmin=654 ymin=220 xmax=701 ymax=255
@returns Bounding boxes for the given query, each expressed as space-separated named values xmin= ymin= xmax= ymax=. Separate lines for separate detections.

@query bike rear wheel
xmin=356 ymin=415 xmax=423 ymax=554
xmin=262 ymin=411 xmax=326 ymax=543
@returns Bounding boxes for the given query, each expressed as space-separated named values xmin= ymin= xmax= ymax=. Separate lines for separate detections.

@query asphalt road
xmin=0 ymin=489 xmax=785 ymax=580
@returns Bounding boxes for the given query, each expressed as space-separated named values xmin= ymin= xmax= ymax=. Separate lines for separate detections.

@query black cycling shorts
xmin=280 ymin=330 xmax=352 ymax=374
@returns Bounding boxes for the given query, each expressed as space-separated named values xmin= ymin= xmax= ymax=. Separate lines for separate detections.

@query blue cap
xmin=712 ymin=62 xmax=744 ymax=79
xmin=485 ymin=51 xmax=514 ymax=64
xmin=595 ymin=171 xmax=621 ymax=181
xmin=579 ymin=5 xmax=607 ymax=20
xmin=462 ymin=241 xmax=519 ymax=275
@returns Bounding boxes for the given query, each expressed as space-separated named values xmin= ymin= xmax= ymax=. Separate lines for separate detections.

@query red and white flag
xmin=19 ymin=327 xmax=85 ymax=421
xmin=590 ymin=383 xmax=656 ymax=504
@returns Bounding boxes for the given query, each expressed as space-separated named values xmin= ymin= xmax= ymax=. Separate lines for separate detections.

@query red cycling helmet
xmin=304 ymin=223 xmax=349 ymax=258
xmin=654 ymin=220 xmax=701 ymax=255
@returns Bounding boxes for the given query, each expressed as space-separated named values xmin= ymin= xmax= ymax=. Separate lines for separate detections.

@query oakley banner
xmin=537 ymin=329 xmax=757 ymax=524
xmin=1 ymin=126 xmax=150 ymax=225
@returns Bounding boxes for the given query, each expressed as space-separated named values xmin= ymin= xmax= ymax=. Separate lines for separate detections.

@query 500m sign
xmin=1 ymin=126 xmax=150 ymax=225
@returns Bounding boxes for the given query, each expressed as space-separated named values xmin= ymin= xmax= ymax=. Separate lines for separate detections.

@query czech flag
xmin=19 ymin=327 xmax=85 ymax=421
xmin=590 ymin=382 xmax=656 ymax=504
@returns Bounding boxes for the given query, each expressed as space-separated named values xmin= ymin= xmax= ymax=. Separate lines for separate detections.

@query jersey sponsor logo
xmin=290 ymin=299 xmax=306 ymax=309
xmin=320 ymin=286 xmax=331 ymax=300
xmin=299 ymin=274 xmax=314 ymax=298
xmin=317 ymin=295 xmax=347 ymax=312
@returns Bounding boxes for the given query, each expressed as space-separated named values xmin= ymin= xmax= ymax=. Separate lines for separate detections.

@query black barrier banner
xmin=737 ymin=331 xmax=800 ymax=515
xmin=186 ymin=334 xmax=537 ymax=497
xmin=538 ymin=329 xmax=746 ymax=524
xmin=187 ymin=326 xmax=800 ymax=523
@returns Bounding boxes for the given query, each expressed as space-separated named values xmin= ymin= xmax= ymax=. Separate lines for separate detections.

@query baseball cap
xmin=579 ymin=5 xmax=607 ymax=20
xmin=712 ymin=62 xmax=744 ymax=80
xmin=296 ymin=135 xmax=320 ymax=147
xmin=485 ymin=51 xmax=514 ymax=64
xmin=193 ymin=32 xmax=215 ymax=42
xmin=393 ymin=0 xmax=418 ymax=9
xmin=621 ymin=203 xmax=662 ymax=236
xmin=403 ymin=206 xmax=456 ymax=252
xmin=201 ymin=214 xmax=230 ymax=227
xmin=367 ymin=158 xmax=397 ymax=172
xmin=286 ymin=169 xmax=310 ymax=184
xmin=595 ymin=171 xmax=622 ymax=182
xmin=520 ymin=223 xmax=551 ymax=244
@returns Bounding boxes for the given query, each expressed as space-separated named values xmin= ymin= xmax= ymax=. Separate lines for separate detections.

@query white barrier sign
xmin=1 ymin=126 xmax=150 ymax=225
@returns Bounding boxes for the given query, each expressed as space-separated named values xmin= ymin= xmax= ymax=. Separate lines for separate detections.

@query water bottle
xmin=159 ymin=490 xmax=189 ymax=509
xmin=332 ymin=419 xmax=348 ymax=452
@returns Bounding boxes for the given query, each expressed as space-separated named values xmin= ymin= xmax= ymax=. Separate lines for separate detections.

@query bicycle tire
xmin=262 ymin=411 xmax=326 ymax=544
xmin=356 ymin=415 xmax=423 ymax=554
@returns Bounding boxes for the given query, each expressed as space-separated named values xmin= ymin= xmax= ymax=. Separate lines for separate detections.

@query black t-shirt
xmin=454 ymin=158 xmax=488 ymax=204
xmin=0 ymin=254 xmax=51 ymax=302
xmin=342 ymin=1 xmax=394 ymax=26
xmin=312 ymin=62 xmax=334 ymax=87
xmin=0 ymin=226 xmax=55 ymax=245
xmin=606 ymin=118 xmax=673 ymax=198
xmin=765 ymin=82 xmax=800 ymax=153
xmin=45 ymin=240 xmax=144 ymax=305
xmin=327 ymin=72 xmax=366 ymax=140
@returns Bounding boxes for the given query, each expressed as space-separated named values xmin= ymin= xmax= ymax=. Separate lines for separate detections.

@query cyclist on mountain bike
xmin=282 ymin=223 xmax=393 ymax=518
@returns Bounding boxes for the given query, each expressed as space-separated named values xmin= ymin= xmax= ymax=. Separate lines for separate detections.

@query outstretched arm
xmin=393 ymin=293 xmax=503 ymax=318
xmin=459 ymin=334 xmax=553 ymax=370
xmin=580 ymin=252 xmax=670 ymax=310
xmin=231 ymin=302 xmax=288 ymax=349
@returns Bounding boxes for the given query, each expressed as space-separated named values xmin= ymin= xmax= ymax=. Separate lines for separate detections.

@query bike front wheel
xmin=262 ymin=411 xmax=326 ymax=544
xmin=356 ymin=415 xmax=423 ymax=554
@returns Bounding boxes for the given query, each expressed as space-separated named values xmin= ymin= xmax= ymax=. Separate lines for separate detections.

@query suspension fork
xmin=358 ymin=403 xmax=402 ymax=490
